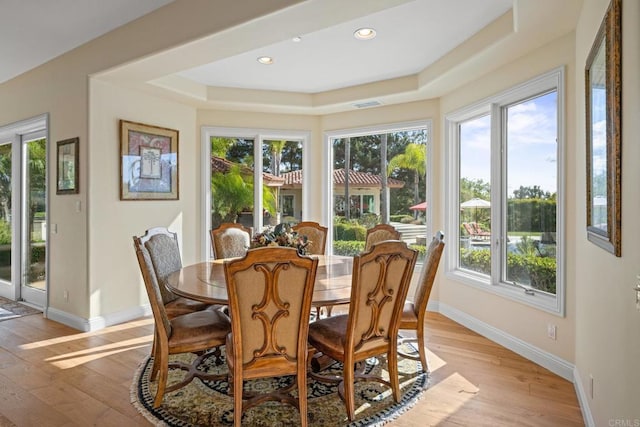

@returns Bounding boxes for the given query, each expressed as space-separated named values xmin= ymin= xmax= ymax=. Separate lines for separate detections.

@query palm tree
xmin=210 ymin=137 xmax=235 ymax=157
xmin=387 ymin=143 xmax=426 ymax=215
xmin=210 ymin=165 xmax=276 ymax=228
xmin=268 ymin=140 xmax=286 ymax=222
xmin=380 ymin=134 xmax=388 ymax=223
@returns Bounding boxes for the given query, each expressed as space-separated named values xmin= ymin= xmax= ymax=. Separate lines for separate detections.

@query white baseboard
xmin=573 ymin=366 xmax=595 ymax=427
xmin=45 ymin=304 xmax=151 ymax=332
xmin=430 ymin=301 xmax=575 ymax=381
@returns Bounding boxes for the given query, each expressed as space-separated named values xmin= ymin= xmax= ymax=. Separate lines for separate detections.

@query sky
xmin=460 ymin=91 xmax=558 ymax=196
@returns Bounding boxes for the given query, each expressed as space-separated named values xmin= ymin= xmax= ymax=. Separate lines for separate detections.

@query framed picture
xmin=120 ymin=120 xmax=179 ymax=200
xmin=56 ymin=137 xmax=79 ymax=195
xmin=585 ymin=0 xmax=621 ymax=256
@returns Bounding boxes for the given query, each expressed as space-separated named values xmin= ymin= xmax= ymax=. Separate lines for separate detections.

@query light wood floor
xmin=0 ymin=311 xmax=584 ymax=426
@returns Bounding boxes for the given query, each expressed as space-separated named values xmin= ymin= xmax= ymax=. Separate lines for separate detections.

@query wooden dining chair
xmin=291 ymin=221 xmax=332 ymax=318
xmin=291 ymin=221 xmax=328 ymax=255
xmin=210 ymin=223 xmax=252 ymax=259
xmin=307 ymin=240 xmax=417 ymax=421
xmin=137 ymin=227 xmax=212 ymax=317
xmin=398 ymin=231 xmax=445 ymax=373
xmin=136 ymin=227 xmax=228 ymax=382
xmin=364 ymin=223 xmax=401 ymax=251
xmin=133 ymin=234 xmax=231 ymax=408
xmin=223 ymin=247 xmax=319 ymax=427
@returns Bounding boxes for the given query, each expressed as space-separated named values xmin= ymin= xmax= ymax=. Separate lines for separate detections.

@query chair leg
xmin=343 ymin=361 xmax=356 ymax=421
xmin=416 ymin=324 xmax=429 ymax=373
xmin=153 ymin=352 xmax=169 ymax=408
xmin=233 ymin=369 xmax=244 ymax=427
xmin=298 ymin=367 xmax=308 ymax=427
xmin=150 ymin=329 xmax=160 ymax=380
xmin=388 ymin=349 xmax=401 ymax=403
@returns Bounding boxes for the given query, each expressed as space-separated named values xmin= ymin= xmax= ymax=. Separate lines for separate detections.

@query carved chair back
xmin=223 ymin=246 xmax=318 ymax=426
xmin=411 ymin=231 xmax=445 ymax=318
xmin=292 ymin=221 xmax=328 ymax=255
xmin=210 ymin=223 xmax=252 ymax=259
xmin=347 ymin=240 xmax=417 ymax=354
xmin=136 ymin=227 xmax=181 ymax=304
xmin=364 ymin=223 xmax=401 ymax=251
xmin=133 ymin=234 xmax=173 ymax=346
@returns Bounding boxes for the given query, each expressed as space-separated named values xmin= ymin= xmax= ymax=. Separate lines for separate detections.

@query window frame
xmin=200 ymin=126 xmax=310 ymax=260
xmin=445 ymin=67 xmax=566 ymax=316
xmin=323 ymin=120 xmax=432 ymax=254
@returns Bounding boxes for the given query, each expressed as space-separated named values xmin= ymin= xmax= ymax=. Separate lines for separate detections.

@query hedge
xmin=507 ymin=199 xmax=556 ymax=233
xmin=333 ymin=240 xmax=427 ymax=262
xmin=333 ymin=241 xmax=365 ymax=257
xmin=460 ymin=248 xmax=556 ymax=293
xmin=333 ymin=222 xmax=367 ymax=241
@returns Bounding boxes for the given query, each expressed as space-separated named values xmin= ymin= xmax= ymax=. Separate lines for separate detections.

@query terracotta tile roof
xmin=281 ymin=168 xmax=404 ymax=188
xmin=211 ymin=156 xmax=284 ymax=186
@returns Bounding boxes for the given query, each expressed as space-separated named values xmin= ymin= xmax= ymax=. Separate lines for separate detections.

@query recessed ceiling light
xmin=354 ymin=27 xmax=376 ymax=40
xmin=292 ymin=36 xmax=302 ymax=42
xmin=257 ymin=56 xmax=274 ymax=65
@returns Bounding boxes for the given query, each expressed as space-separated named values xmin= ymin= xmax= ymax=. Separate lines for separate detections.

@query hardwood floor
xmin=0 ymin=311 xmax=584 ymax=426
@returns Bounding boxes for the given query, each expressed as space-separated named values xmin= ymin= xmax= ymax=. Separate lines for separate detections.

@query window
xmin=446 ymin=68 xmax=565 ymax=315
xmin=201 ymin=127 xmax=309 ymax=258
xmin=325 ymin=121 xmax=431 ymax=257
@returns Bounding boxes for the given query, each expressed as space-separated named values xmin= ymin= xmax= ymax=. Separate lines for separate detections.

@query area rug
xmin=0 ymin=296 xmax=41 ymax=322
xmin=131 ymin=344 xmax=428 ymax=426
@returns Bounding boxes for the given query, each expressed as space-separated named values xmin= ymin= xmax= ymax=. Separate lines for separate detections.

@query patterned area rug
xmin=131 ymin=344 xmax=428 ymax=426
xmin=0 ymin=296 xmax=41 ymax=322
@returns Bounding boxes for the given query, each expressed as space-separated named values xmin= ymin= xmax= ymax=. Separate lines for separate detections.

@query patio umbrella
xmin=409 ymin=201 xmax=427 ymax=211
xmin=460 ymin=198 xmax=490 ymax=223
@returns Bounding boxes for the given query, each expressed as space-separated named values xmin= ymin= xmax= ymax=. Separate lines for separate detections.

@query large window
xmin=201 ymin=127 xmax=309 ymax=258
xmin=326 ymin=121 xmax=431 ymax=257
xmin=446 ymin=68 xmax=565 ymax=314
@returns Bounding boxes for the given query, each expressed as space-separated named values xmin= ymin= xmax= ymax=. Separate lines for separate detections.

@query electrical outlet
xmin=64 ymin=290 xmax=69 ymax=302
xmin=547 ymin=323 xmax=557 ymax=340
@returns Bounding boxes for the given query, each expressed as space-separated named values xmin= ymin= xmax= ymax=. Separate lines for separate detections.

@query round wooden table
xmin=166 ymin=254 xmax=354 ymax=308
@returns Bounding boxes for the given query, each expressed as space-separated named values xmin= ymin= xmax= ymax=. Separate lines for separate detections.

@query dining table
xmin=165 ymin=254 xmax=354 ymax=308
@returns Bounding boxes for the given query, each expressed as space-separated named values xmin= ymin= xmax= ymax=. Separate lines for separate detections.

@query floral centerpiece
xmin=251 ymin=223 xmax=311 ymax=255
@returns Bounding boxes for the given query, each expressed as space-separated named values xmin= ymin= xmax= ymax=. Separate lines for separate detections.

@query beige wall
xmin=574 ymin=0 xmax=640 ymax=423
xmin=88 ymin=79 xmax=197 ymax=318
xmin=438 ymin=33 xmax=577 ymax=362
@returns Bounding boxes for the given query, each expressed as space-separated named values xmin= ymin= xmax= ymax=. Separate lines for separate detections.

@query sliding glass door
xmin=0 ymin=116 xmax=47 ymax=308
xmin=21 ymin=131 xmax=47 ymax=306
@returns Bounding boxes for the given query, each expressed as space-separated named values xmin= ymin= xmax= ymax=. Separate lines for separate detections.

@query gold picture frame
xmin=120 ymin=120 xmax=179 ymax=200
xmin=56 ymin=137 xmax=79 ymax=195
xmin=585 ymin=0 xmax=622 ymax=256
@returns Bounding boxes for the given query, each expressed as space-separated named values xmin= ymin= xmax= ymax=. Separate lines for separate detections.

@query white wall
xmin=574 ymin=0 xmax=640 ymax=424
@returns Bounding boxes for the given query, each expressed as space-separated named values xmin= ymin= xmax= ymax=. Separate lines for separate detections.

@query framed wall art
xmin=585 ymin=0 xmax=621 ymax=256
xmin=56 ymin=137 xmax=79 ymax=195
xmin=120 ymin=120 xmax=179 ymax=200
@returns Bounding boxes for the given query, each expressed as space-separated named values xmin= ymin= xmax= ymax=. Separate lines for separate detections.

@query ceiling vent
xmin=353 ymin=100 xmax=382 ymax=109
